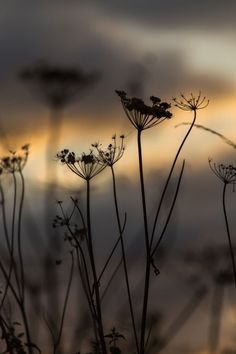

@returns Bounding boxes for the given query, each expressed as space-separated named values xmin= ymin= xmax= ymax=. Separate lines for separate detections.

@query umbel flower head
xmin=57 ymin=149 xmax=107 ymax=180
xmin=209 ymin=159 xmax=236 ymax=184
xmin=173 ymin=92 xmax=209 ymax=111
xmin=92 ymin=135 xmax=125 ymax=167
xmin=115 ymin=90 xmax=172 ymax=131
xmin=0 ymin=144 xmax=30 ymax=175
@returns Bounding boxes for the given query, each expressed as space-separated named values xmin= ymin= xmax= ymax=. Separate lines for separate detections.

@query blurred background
xmin=0 ymin=1 xmax=236 ymax=353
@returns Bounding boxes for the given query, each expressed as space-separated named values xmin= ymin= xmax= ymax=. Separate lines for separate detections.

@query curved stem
xmin=2 ymin=173 xmax=21 ymax=308
xmin=75 ymin=248 xmax=99 ymax=343
xmin=111 ymin=165 xmax=139 ymax=354
xmin=150 ymin=110 xmax=197 ymax=250
xmin=97 ymin=213 xmax=126 ymax=286
xmin=70 ymin=196 xmax=89 ymax=246
xmin=101 ymin=259 xmax=122 ymax=302
xmin=151 ymin=160 xmax=185 ymax=258
xmin=137 ymin=130 xmax=151 ymax=354
xmin=54 ymin=252 xmax=74 ymax=354
xmin=222 ymin=183 xmax=236 ymax=287
xmin=18 ymin=170 xmax=25 ymax=301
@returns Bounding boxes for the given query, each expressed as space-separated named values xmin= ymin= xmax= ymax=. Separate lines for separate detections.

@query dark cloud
xmin=79 ymin=0 xmax=236 ymax=31
xmin=0 ymin=0 xmax=234 ymax=138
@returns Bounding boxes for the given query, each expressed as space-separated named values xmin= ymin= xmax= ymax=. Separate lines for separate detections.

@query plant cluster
xmin=2 ymin=88 xmax=235 ymax=354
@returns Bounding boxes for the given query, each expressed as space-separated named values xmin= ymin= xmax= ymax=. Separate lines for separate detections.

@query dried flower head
xmin=92 ymin=135 xmax=125 ymax=166
xmin=57 ymin=149 xmax=107 ymax=180
xmin=0 ymin=144 xmax=30 ymax=174
xmin=116 ymin=90 xmax=172 ymax=131
xmin=209 ymin=159 xmax=236 ymax=184
xmin=173 ymin=92 xmax=209 ymax=111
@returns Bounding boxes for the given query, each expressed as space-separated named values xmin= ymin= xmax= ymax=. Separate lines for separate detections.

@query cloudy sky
xmin=1 ymin=1 xmax=236 ymax=353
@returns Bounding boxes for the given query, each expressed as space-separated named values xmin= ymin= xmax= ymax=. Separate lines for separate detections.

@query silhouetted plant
xmin=209 ymin=160 xmax=236 ymax=287
xmin=104 ymin=327 xmax=125 ymax=354
xmin=93 ymin=135 xmax=139 ymax=353
xmin=0 ymin=145 xmax=35 ymax=354
xmin=116 ymin=91 xmax=173 ymax=354
xmin=19 ymin=61 xmax=99 ymax=346
xmin=57 ymin=149 xmax=108 ymax=353
xmin=150 ymin=92 xmax=209 ymax=256
xmin=115 ymin=91 xmax=209 ymax=354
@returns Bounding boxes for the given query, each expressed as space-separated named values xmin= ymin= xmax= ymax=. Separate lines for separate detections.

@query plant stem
xmin=137 ymin=130 xmax=150 ymax=354
xmin=11 ymin=173 xmax=21 ymax=295
xmin=86 ymin=179 xmax=107 ymax=354
xmin=59 ymin=203 xmax=99 ymax=340
xmin=111 ymin=165 xmax=139 ymax=354
xmin=54 ymin=252 xmax=74 ymax=354
xmin=151 ymin=160 xmax=185 ymax=258
xmin=150 ymin=110 xmax=197 ymax=250
xmin=18 ymin=170 xmax=25 ymax=301
xmin=222 ymin=182 xmax=236 ymax=287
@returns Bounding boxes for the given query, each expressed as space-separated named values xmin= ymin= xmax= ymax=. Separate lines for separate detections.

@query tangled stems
xmin=53 ymin=252 xmax=74 ymax=354
xmin=56 ymin=201 xmax=99 ymax=343
xmin=0 ymin=146 xmax=33 ymax=354
xmin=57 ymin=149 xmax=107 ymax=351
xmin=110 ymin=164 xmax=139 ymax=354
xmin=222 ymin=183 xmax=236 ymax=287
xmin=86 ymin=179 xmax=107 ymax=354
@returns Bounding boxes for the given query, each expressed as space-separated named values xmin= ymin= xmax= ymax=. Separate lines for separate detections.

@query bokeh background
xmin=1 ymin=1 xmax=236 ymax=353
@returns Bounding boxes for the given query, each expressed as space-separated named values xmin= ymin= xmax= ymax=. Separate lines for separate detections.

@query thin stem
xmin=21 ymin=306 xmax=33 ymax=354
xmin=58 ymin=203 xmax=99 ymax=339
xmin=0 ymin=260 xmax=33 ymax=354
xmin=111 ymin=165 xmax=139 ymax=354
xmin=97 ymin=213 xmax=126 ymax=286
xmin=0 ymin=182 xmax=11 ymax=251
xmin=70 ymin=196 xmax=89 ymax=246
xmin=138 ymin=129 xmax=151 ymax=354
xmin=1 ymin=173 xmax=21 ymax=313
xmin=54 ymin=252 xmax=74 ymax=354
xmin=0 ymin=183 xmax=12 ymax=311
xmin=101 ymin=259 xmax=122 ymax=302
xmin=75 ymin=248 xmax=99 ymax=343
xmin=18 ymin=170 xmax=25 ymax=301
xmin=222 ymin=183 xmax=236 ymax=287
xmin=151 ymin=160 xmax=185 ymax=258
xmin=86 ymin=179 xmax=107 ymax=354
xmin=11 ymin=173 xmax=21 ymax=296
xmin=150 ymin=110 xmax=197 ymax=250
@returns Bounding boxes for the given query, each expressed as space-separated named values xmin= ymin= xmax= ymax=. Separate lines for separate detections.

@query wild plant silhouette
xmin=1 ymin=84 xmax=235 ymax=354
